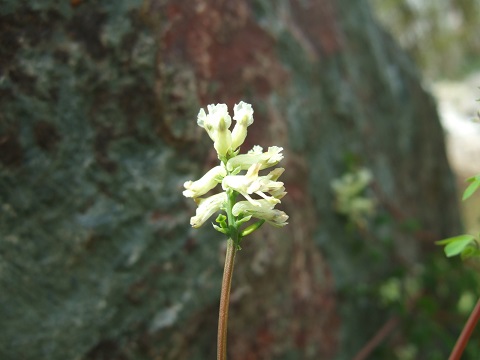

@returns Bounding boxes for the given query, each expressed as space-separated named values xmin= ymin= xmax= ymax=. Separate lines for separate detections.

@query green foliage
xmin=436 ymin=234 xmax=477 ymax=258
xmin=436 ymin=172 xmax=480 ymax=259
xmin=463 ymin=175 xmax=480 ymax=201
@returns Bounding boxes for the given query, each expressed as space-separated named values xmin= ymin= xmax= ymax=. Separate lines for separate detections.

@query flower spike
xmin=184 ymin=101 xmax=288 ymax=241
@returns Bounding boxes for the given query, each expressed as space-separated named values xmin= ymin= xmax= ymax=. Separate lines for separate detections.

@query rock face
xmin=434 ymin=74 xmax=480 ymax=178
xmin=0 ymin=1 xmax=462 ymax=359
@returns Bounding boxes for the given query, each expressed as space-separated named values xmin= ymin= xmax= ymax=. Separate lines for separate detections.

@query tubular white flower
xmin=231 ymin=101 xmax=254 ymax=150
xmin=190 ymin=192 xmax=227 ymax=228
xmin=226 ymin=146 xmax=284 ymax=171
xmin=197 ymin=104 xmax=233 ymax=156
xmin=183 ymin=166 xmax=227 ymax=198
xmin=232 ymin=200 xmax=289 ymax=227
xmin=222 ymin=163 xmax=284 ymax=206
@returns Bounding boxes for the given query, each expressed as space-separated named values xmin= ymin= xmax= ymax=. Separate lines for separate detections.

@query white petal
xmin=248 ymin=145 xmax=263 ymax=154
xmin=233 ymin=101 xmax=254 ymax=125
xmin=207 ymin=103 xmax=232 ymax=129
xmin=197 ymin=108 xmax=207 ymax=127
xmin=190 ymin=193 xmax=227 ymax=228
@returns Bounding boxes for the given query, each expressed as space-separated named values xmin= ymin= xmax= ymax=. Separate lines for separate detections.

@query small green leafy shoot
xmin=436 ymin=234 xmax=476 ymax=258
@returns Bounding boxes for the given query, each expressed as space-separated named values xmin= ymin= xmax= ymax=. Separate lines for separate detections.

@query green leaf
xmin=435 ymin=234 xmax=475 ymax=246
xmin=444 ymin=237 xmax=475 ymax=257
xmin=463 ymin=178 xmax=480 ymax=201
xmin=466 ymin=174 xmax=480 ymax=182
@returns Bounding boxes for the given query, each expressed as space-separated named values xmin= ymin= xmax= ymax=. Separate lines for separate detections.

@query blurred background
xmin=0 ymin=0 xmax=479 ymax=359
xmin=372 ymin=0 xmax=480 ymax=236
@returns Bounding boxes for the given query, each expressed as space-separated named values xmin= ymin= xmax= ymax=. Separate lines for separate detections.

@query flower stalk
xmin=217 ymin=238 xmax=236 ymax=360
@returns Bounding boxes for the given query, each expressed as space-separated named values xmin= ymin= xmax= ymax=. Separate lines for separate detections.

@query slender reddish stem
xmin=217 ymin=239 xmax=237 ymax=360
xmin=353 ymin=317 xmax=399 ymax=360
xmin=449 ymin=298 xmax=480 ymax=360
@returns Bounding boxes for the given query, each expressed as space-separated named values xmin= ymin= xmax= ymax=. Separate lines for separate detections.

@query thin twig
xmin=449 ymin=297 xmax=480 ymax=360
xmin=217 ymin=239 xmax=237 ymax=360
xmin=352 ymin=316 xmax=400 ymax=360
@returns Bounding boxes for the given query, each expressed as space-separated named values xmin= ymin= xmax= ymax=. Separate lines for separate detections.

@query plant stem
xmin=217 ymin=238 xmax=237 ymax=360
xmin=449 ymin=297 xmax=480 ymax=360
xmin=352 ymin=316 xmax=399 ymax=360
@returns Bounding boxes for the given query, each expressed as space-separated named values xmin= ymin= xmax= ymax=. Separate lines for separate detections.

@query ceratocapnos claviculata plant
xmin=182 ymin=101 xmax=288 ymax=360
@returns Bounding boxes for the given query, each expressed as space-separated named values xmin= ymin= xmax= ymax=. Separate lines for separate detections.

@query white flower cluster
xmin=183 ymin=101 xmax=288 ymax=236
xmin=331 ymin=168 xmax=375 ymax=226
